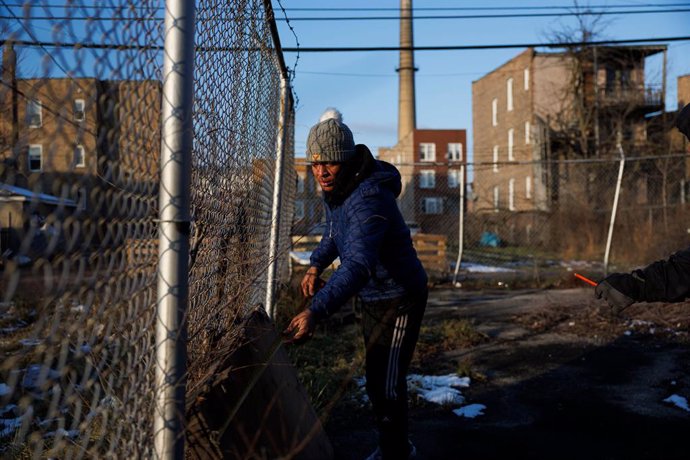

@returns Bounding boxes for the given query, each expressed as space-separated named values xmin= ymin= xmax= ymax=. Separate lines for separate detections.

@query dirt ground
xmin=326 ymin=287 xmax=690 ymax=460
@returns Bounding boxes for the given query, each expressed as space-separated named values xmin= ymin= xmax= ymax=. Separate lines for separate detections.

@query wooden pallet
xmin=413 ymin=233 xmax=448 ymax=276
xmin=292 ymin=232 xmax=449 ymax=276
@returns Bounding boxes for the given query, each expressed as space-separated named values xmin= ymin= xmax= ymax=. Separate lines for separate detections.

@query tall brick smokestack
xmin=397 ymin=0 xmax=416 ymax=142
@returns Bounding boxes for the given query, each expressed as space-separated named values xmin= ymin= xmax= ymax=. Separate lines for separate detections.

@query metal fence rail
xmin=0 ymin=1 xmax=295 ymax=457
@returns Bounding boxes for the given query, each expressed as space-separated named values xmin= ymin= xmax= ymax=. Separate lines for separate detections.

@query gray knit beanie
xmin=306 ymin=108 xmax=355 ymax=163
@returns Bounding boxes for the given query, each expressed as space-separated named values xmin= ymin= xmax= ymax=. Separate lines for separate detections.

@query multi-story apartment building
xmin=0 ymin=44 xmax=161 ymax=251
xmin=472 ymin=45 xmax=674 ymax=244
xmin=379 ymin=128 xmax=467 ymax=235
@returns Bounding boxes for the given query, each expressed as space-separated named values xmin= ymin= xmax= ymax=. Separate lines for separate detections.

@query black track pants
xmin=361 ymin=290 xmax=427 ymax=459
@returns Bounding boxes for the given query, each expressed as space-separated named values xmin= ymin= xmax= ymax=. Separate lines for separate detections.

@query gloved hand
xmin=594 ymin=272 xmax=643 ymax=314
xmin=676 ymin=103 xmax=690 ymax=141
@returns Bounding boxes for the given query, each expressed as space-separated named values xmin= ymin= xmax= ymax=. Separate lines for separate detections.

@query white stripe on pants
xmin=385 ymin=313 xmax=408 ymax=399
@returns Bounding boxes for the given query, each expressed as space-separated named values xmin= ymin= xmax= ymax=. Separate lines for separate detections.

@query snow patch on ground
xmin=453 ymin=404 xmax=487 ymax=418
xmin=461 ymin=263 xmax=514 ymax=273
xmin=356 ymin=373 xmax=484 ymax=418
xmin=663 ymin=394 xmax=690 ymax=412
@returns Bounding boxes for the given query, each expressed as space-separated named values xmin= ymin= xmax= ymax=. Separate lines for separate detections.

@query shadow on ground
xmin=327 ymin=288 xmax=690 ymax=460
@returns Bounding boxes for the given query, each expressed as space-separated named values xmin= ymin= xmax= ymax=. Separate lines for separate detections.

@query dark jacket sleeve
xmin=637 ymin=246 xmax=690 ymax=302
xmin=309 ymin=191 xmax=391 ymax=319
xmin=309 ymin=224 xmax=338 ymax=273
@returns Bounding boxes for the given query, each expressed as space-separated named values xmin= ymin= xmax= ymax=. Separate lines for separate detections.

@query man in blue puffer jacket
xmin=285 ymin=109 xmax=427 ymax=460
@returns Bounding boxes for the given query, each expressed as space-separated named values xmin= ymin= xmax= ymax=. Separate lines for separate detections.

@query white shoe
xmin=364 ymin=440 xmax=416 ymax=460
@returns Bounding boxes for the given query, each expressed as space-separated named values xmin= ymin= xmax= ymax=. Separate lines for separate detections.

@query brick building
xmin=471 ymin=45 xmax=678 ymax=245
xmin=1 ymin=45 xmax=161 ymax=252
xmin=379 ymin=128 xmax=467 ymax=235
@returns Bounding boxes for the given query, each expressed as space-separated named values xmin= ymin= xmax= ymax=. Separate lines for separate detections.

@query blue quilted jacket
xmin=309 ymin=160 xmax=428 ymax=319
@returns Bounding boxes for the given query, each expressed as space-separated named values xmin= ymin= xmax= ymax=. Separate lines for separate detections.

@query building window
xmin=422 ymin=197 xmax=443 ymax=214
xmin=526 ymin=176 xmax=532 ymax=199
xmin=509 ymin=178 xmax=515 ymax=211
xmin=74 ymin=99 xmax=85 ymax=121
xmin=296 ymin=173 xmax=305 ymax=193
xmin=492 ymin=145 xmax=499 ymax=173
xmin=448 ymin=143 xmax=463 ymax=162
xmin=492 ymin=98 xmax=498 ymax=126
xmin=507 ymin=78 xmax=514 ymax=111
xmin=525 ymin=121 xmax=531 ymax=144
xmin=74 ymin=144 xmax=86 ymax=168
xmin=448 ymin=170 xmax=460 ymax=188
xmin=681 ymin=179 xmax=686 ymax=205
xmin=27 ymin=99 xmax=42 ymax=127
xmin=419 ymin=143 xmax=436 ymax=162
xmin=524 ymin=68 xmax=529 ymax=91
xmin=493 ymin=186 xmax=500 ymax=211
xmin=419 ymin=170 xmax=436 ymax=189
xmin=508 ymin=128 xmax=514 ymax=161
xmin=28 ymin=144 xmax=42 ymax=171
xmin=294 ymin=200 xmax=305 ymax=220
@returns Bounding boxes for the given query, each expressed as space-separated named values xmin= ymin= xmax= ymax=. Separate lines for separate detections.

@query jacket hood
xmin=363 ymin=156 xmax=402 ymax=199
xmin=323 ymin=144 xmax=402 ymax=205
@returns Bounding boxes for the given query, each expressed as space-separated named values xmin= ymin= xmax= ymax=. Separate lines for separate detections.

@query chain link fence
xmin=0 ymin=1 xmax=295 ymax=457
xmin=374 ymin=154 xmax=689 ymax=285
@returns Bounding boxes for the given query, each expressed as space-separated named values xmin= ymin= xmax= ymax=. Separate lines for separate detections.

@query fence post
xmin=453 ymin=164 xmax=465 ymax=285
xmin=604 ymin=146 xmax=625 ymax=276
xmin=155 ymin=1 xmax=195 ymax=458
xmin=265 ymin=76 xmax=290 ymax=319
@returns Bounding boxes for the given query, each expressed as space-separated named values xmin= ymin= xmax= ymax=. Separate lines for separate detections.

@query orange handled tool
xmin=574 ymin=273 xmax=597 ymax=287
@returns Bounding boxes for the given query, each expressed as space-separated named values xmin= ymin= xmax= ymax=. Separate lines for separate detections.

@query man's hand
xmin=301 ymin=266 xmax=325 ymax=298
xmin=595 ymin=272 xmax=642 ymax=314
xmin=283 ymin=309 xmax=316 ymax=345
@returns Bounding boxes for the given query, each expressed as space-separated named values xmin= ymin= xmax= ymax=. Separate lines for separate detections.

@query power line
xmin=282 ymin=36 xmax=690 ymax=53
xmin=2 ymin=2 xmax=689 ymax=11
xmin=297 ymin=70 xmax=483 ymax=78
xmin=274 ymin=8 xmax=690 ymax=21
xmin=0 ymin=0 xmax=73 ymax=78
xmin=4 ymin=7 xmax=690 ymax=22
xmin=282 ymin=2 xmax=690 ymax=11
xmin=3 ymin=35 xmax=688 ymax=53
xmin=0 ymin=36 xmax=684 ymax=57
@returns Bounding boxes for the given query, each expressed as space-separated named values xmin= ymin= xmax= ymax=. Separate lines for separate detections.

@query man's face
xmin=311 ymin=162 xmax=342 ymax=192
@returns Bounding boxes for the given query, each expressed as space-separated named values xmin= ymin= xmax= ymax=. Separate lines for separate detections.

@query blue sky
xmin=272 ymin=1 xmax=690 ymax=161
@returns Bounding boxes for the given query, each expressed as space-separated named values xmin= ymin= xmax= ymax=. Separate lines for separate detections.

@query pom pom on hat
xmin=319 ymin=107 xmax=343 ymax=123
